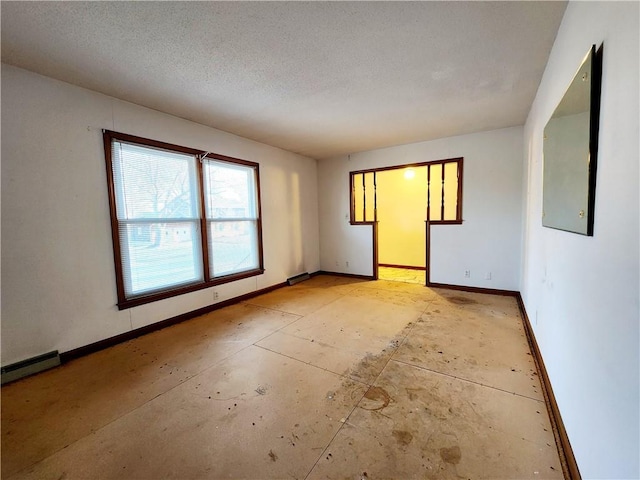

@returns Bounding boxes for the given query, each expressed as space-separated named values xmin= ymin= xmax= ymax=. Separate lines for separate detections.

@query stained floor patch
xmin=447 ymin=296 xmax=478 ymax=305
xmin=440 ymin=445 xmax=462 ymax=464
xmin=392 ymin=429 xmax=413 ymax=447
xmin=361 ymin=386 xmax=392 ymax=411
xmin=307 ymin=360 xmax=562 ymax=480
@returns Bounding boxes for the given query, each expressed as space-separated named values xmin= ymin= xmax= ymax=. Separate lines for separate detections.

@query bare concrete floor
xmin=1 ymin=275 xmax=563 ymax=479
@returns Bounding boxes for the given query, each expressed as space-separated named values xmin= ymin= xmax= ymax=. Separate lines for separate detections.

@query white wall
xmin=1 ymin=64 xmax=320 ymax=366
xmin=318 ymin=126 xmax=523 ymax=291
xmin=521 ymin=2 xmax=639 ymax=478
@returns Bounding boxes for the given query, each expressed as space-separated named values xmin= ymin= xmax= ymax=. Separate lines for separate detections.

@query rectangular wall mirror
xmin=543 ymin=44 xmax=603 ymax=236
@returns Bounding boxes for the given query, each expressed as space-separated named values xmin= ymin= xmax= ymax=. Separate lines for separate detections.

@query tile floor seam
xmin=185 ymin=317 xmax=305 ymax=381
xmin=240 ymin=301 xmax=307 ymax=317
xmin=247 ymin=311 xmax=308 ymax=347
xmin=421 ymin=298 xmax=437 ymax=314
xmin=251 ymin=331 xmax=380 ymax=480
xmin=3 ymin=371 xmax=205 ymax=480
xmin=43 ymin=329 xmax=308 ymax=466
xmin=297 ymin=291 xmax=426 ymax=480
xmin=171 ymin=308 xmax=305 ymax=380
xmin=380 ymin=309 xmax=426 ymax=361
xmin=253 ymin=344 xmax=371 ymax=388
xmin=167 ymin=307 xmax=306 ymax=381
xmin=6 ymin=333 xmax=312 ymax=479
xmin=500 ymin=429 xmax=559 ymax=450
xmin=7 ymin=334 xmax=364 ymax=480
xmin=258 ymin=328 xmax=386 ymax=359
xmin=300 ymin=311 xmax=424 ymax=480
xmin=302 ymin=400 xmax=363 ymax=480
xmin=4 ymin=305 xmax=325 ymax=477
xmin=361 ymin=314 xmax=423 ymax=390
xmin=8 ymin=338 xmax=279 ymax=478
xmin=256 ymin=330 xmax=362 ymax=362
xmin=244 ymin=290 xmax=347 ymax=319
xmin=390 ymin=358 xmax=545 ymax=403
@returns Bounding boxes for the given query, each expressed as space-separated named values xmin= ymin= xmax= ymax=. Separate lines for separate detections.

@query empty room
xmin=1 ymin=2 xmax=638 ymax=479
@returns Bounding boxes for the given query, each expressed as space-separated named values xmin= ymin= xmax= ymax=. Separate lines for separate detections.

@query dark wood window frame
xmin=349 ymin=157 xmax=464 ymax=225
xmin=103 ymin=130 xmax=264 ymax=310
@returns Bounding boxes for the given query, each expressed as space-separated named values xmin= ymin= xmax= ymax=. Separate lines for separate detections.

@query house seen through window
xmin=104 ymin=131 xmax=263 ymax=309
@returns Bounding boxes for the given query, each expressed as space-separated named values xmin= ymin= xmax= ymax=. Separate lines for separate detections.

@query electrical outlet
xmin=485 ymin=272 xmax=492 ymax=280
xmin=464 ymin=270 xmax=470 ymax=278
xmin=335 ymin=260 xmax=339 ymax=267
xmin=213 ymin=291 xmax=219 ymax=300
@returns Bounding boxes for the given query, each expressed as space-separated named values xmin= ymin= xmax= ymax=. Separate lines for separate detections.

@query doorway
xmin=349 ymin=158 xmax=464 ymax=286
xmin=376 ymin=166 xmax=427 ymax=285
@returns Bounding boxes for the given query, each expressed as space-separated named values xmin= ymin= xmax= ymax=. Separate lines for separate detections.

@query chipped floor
xmin=1 ymin=275 xmax=563 ymax=479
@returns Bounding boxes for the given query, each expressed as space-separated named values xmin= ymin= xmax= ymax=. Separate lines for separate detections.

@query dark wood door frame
xmin=425 ymin=220 xmax=431 ymax=286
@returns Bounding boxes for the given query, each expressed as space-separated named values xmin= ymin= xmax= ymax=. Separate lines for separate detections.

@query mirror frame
xmin=542 ymin=44 xmax=603 ymax=236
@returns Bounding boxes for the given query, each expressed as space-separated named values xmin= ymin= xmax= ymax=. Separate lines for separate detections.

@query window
xmin=104 ymin=131 xmax=263 ymax=309
xmin=203 ymin=160 xmax=260 ymax=277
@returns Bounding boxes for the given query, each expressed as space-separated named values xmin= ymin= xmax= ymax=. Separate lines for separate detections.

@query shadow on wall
xmin=288 ymin=171 xmax=304 ymax=273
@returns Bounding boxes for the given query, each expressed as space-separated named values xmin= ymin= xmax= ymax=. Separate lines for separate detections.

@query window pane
xmin=113 ymin=141 xmax=199 ymax=220
xmin=443 ymin=161 xmax=459 ymax=220
xmin=364 ymin=172 xmax=375 ymax=221
xmin=209 ymin=221 xmax=258 ymax=277
xmin=203 ymin=160 xmax=256 ymax=219
xmin=120 ymin=221 xmax=203 ymax=296
xmin=353 ymin=173 xmax=364 ymax=221
xmin=428 ymin=164 xmax=443 ymax=221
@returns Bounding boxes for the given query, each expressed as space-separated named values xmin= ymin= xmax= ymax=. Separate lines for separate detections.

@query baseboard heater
xmin=1 ymin=350 xmax=60 ymax=385
xmin=287 ymin=272 xmax=311 ymax=286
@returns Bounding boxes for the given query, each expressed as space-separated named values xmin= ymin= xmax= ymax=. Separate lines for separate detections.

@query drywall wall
xmin=521 ymin=2 xmax=639 ymax=478
xmin=1 ymin=64 xmax=320 ymax=366
xmin=318 ymin=126 xmax=523 ymax=290
xmin=377 ymin=168 xmax=427 ymax=268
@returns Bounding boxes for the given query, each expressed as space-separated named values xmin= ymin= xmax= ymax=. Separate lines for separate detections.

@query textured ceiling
xmin=1 ymin=1 xmax=566 ymax=159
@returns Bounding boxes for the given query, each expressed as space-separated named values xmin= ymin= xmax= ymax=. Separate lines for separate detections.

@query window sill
xmin=426 ymin=220 xmax=463 ymax=225
xmin=116 ymin=268 xmax=265 ymax=310
xmin=350 ymin=221 xmax=378 ymax=225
